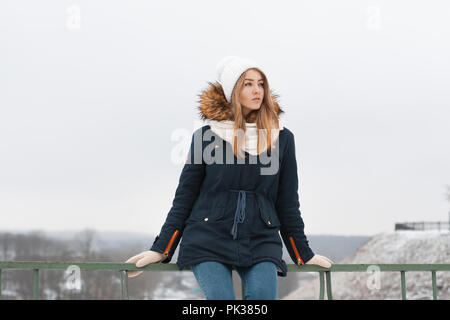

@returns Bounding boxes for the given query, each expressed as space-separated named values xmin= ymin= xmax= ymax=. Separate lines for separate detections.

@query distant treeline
xmin=0 ymin=229 xmax=164 ymax=300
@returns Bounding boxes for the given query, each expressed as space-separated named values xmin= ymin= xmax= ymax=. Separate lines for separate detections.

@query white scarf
xmin=205 ymin=119 xmax=284 ymax=156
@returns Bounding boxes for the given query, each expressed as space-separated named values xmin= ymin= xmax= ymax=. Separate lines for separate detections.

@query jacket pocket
xmin=186 ymin=209 xmax=208 ymax=223
xmin=257 ymin=195 xmax=281 ymax=228
xmin=186 ymin=208 xmax=225 ymax=223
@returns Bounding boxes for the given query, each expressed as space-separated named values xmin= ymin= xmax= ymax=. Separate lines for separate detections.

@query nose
xmin=253 ymin=85 xmax=262 ymax=94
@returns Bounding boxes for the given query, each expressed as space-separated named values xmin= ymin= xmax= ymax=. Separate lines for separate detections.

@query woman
xmin=125 ymin=56 xmax=333 ymax=300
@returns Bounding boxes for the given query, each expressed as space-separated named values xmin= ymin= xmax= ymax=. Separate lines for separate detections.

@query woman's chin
xmin=248 ymin=103 xmax=262 ymax=110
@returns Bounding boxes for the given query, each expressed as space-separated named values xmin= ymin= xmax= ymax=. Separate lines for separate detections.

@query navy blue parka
xmin=150 ymin=82 xmax=315 ymax=277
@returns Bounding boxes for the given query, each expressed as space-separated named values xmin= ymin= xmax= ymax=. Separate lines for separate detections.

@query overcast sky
xmin=1 ymin=0 xmax=449 ymax=237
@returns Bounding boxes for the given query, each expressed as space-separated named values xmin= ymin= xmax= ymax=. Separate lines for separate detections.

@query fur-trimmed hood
xmin=196 ymin=81 xmax=284 ymax=123
xmin=195 ymin=82 xmax=285 ymax=156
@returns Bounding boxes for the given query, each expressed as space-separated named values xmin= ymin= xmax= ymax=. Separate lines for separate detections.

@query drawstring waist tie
xmin=229 ymin=189 xmax=256 ymax=240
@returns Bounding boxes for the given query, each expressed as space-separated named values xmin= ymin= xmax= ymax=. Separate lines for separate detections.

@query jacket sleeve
xmin=150 ymin=128 xmax=206 ymax=263
xmin=276 ymin=129 xmax=315 ymax=266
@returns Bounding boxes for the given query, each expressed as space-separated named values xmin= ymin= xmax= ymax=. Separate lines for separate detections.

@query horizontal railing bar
xmin=288 ymin=264 xmax=450 ymax=272
xmin=0 ymin=262 xmax=186 ymax=271
xmin=0 ymin=262 xmax=449 ymax=272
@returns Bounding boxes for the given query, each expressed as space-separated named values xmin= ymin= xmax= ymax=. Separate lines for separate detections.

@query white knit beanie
xmin=216 ymin=56 xmax=263 ymax=103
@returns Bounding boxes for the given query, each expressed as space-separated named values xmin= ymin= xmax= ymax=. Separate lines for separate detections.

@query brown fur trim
xmin=197 ymin=81 xmax=284 ymax=122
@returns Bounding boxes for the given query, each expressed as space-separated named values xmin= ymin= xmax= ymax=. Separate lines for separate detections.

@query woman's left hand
xmin=305 ymin=254 xmax=334 ymax=268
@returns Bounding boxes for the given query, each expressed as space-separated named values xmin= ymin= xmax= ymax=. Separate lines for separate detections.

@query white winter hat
xmin=215 ymin=56 xmax=263 ymax=103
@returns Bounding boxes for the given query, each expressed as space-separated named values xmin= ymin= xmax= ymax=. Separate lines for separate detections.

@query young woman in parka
xmin=125 ymin=56 xmax=333 ymax=300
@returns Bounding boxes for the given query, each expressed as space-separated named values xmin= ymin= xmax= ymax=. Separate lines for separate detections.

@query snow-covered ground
xmin=152 ymin=271 xmax=204 ymax=300
xmin=283 ymin=230 xmax=450 ymax=300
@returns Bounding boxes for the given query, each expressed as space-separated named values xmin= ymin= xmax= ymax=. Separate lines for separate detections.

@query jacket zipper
xmin=163 ymin=229 xmax=180 ymax=256
xmin=289 ymin=236 xmax=304 ymax=266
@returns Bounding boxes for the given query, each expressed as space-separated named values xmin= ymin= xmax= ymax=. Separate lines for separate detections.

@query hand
xmin=305 ymin=254 xmax=334 ymax=268
xmin=125 ymin=250 xmax=167 ymax=278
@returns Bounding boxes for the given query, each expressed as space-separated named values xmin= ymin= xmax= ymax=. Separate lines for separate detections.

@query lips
xmin=252 ymin=98 xmax=261 ymax=101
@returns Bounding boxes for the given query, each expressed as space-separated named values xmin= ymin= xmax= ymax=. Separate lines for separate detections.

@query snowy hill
xmin=283 ymin=230 xmax=450 ymax=300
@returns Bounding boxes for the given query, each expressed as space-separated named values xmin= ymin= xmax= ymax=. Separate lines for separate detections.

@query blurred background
xmin=1 ymin=0 xmax=449 ymax=300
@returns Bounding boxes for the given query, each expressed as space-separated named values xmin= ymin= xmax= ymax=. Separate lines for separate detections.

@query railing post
xmin=325 ymin=271 xmax=333 ymax=300
xmin=431 ymin=271 xmax=437 ymax=300
xmin=319 ymin=271 xmax=325 ymax=300
xmin=125 ymin=271 xmax=129 ymax=300
xmin=400 ymin=271 xmax=406 ymax=300
xmin=33 ymin=269 xmax=39 ymax=300
xmin=120 ymin=271 xmax=124 ymax=300
xmin=119 ymin=270 xmax=130 ymax=300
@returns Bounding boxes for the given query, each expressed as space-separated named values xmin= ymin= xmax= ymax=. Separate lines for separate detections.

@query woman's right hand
xmin=125 ymin=250 xmax=167 ymax=278
xmin=305 ymin=254 xmax=334 ymax=268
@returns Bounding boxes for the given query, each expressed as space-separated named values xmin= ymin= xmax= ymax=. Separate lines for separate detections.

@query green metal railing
xmin=0 ymin=262 xmax=449 ymax=300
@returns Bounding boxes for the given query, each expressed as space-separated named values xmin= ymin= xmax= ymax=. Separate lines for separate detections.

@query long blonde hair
xmin=230 ymin=68 xmax=281 ymax=158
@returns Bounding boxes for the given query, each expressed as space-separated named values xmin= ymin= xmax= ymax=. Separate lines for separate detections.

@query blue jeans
xmin=190 ymin=261 xmax=278 ymax=300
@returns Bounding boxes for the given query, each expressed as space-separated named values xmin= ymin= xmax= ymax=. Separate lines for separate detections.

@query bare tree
xmin=73 ymin=228 xmax=98 ymax=261
xmin=0 ymin=232 xmax=12 ymax=260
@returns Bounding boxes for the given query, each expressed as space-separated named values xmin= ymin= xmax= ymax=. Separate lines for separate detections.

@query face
xmin=239 ymin=69 xmax=264 ymax=116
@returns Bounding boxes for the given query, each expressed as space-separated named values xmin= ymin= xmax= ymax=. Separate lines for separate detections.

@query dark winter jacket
xmin=150 ymin=82 xmax=315 ymax=277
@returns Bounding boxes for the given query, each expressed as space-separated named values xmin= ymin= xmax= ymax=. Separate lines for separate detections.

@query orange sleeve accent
xmin=289 ymin=236 xmax=304 ymax=266
xmin=163 ymin=229 xmax=179 ymax=256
